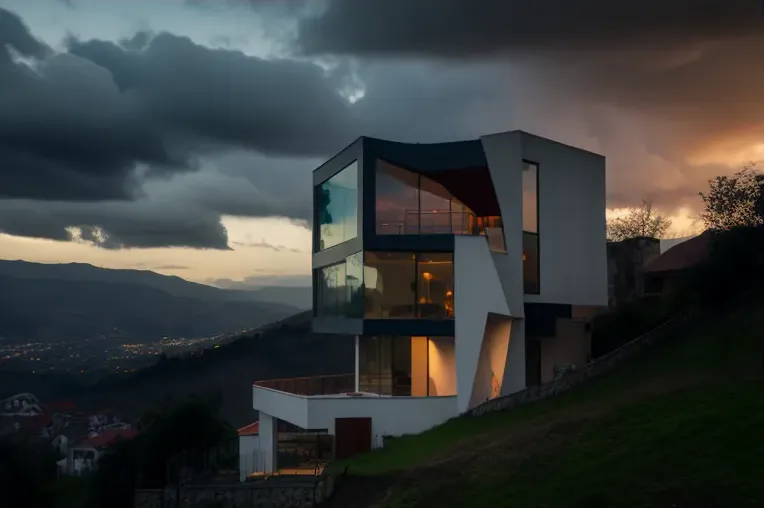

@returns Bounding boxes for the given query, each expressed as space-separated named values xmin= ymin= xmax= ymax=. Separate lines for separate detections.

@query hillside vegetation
xmin=335 ymin=296 xmax=764 ymax=508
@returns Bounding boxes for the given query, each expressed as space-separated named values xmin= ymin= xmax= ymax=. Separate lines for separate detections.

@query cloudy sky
xmin=0 ymin=0 xmax=762 ymax=287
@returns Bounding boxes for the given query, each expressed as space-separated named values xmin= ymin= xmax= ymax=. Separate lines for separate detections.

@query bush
xmin=591 ymin=296 xmax=674 ymax=358
xmin=593 ymin=225 xmax=764 ymax=359
xmin=0 ymin=436 xmax=59 ymax=508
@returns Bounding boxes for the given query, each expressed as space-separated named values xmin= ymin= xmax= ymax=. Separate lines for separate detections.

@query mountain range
xmin=0 ymin=259 xmax=311 ymax=343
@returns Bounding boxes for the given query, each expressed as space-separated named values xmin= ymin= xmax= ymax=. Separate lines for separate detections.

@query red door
xmin=334 ymin=417 xmax=372 ymax=459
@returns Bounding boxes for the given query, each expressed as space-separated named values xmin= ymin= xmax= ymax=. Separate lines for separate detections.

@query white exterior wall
xmin=238 ymin=434 xmax=261 ymax=481
xmin=480 ymin=131 xmax=608 ymax=308
xmin=454 ymin=235 xmax=515 ymax=412
xmin=253 ymin=386 xmax=457 ymax=440
xmin=428 ymin=338 xmax=456 ymax=396
xmin=519 ymin=133 xmax=608 ymax=306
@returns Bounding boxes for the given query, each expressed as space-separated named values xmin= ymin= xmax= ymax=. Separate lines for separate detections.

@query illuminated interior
xmin=358 ymin=335 xmax=456 ymax=396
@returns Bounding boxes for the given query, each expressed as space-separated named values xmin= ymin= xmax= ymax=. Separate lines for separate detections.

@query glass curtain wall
xmin=316 ymin=161 xmax=358 ymax=251
xmin=364 ymin=252 xmax=454 ymax=319
xmin=315 ymin=252 xmax=363 ymax=318
xmin=358 ymin=336 xmax=456 ymax=396
xmin=375 ymin=160 xmax=502 ymax=245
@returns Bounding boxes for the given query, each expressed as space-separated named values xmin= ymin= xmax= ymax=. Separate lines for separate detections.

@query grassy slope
xmin=337 ymin=297 xmax=764 ymax=508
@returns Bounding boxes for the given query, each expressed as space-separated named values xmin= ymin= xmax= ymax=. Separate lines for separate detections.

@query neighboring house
xmin=0 ymin=392 xmax=44 ymax=417
xmin=64 ymin=428 xmax=138 ymax=476
xmin=238 ymin=421 xmax=261 ymax=481
xmin=606 ymin=237 xmax=661 ymax=307
xmin=252 ymin=130 xmax=608 ymax=473
xmin=644 ymin=231 xmax=712 ymax=295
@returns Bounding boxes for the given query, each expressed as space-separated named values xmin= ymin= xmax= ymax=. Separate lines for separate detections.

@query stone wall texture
xmin=466 ymin=310 xmax=693 ymax=418
xmin=135 ymin=472 xmax=337 ymax=508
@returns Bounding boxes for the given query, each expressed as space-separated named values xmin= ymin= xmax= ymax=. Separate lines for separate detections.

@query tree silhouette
xmin=699 ymin=163 xmax=764 ymax=231
xmin=606 ymin=200 xmax=672 ymax=242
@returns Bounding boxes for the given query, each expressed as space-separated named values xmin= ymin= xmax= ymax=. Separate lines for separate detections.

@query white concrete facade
xmin=252 ymin=130 xmax=607 ymax=472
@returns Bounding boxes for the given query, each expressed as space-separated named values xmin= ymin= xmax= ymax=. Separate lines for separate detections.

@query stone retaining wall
xmin=466 ymin=310 xmax=693 ymax=418
xmin=135 ymin=472 xmax=337 ymax=508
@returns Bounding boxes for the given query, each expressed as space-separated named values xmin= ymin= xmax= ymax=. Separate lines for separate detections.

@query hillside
xmin=74 ymin=312 xmax=354 ymax=427
xmin=333 ymin=296 xmax=764 ymax=508
xmin=0 ymin=260 xmax=303 ymax=342
xmin=0 ymin=259 xmax=310 ymax=310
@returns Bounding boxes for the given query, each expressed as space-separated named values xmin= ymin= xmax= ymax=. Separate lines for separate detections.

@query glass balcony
xmin=253 ymin=374 xmax=355 ymax=396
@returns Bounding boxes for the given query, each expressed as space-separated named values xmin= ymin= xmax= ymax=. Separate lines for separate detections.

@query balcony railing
xmin=253 ymin=374 xmax=355 ymax=396
xmin=377 ymin=209 xmax=506 ymax=252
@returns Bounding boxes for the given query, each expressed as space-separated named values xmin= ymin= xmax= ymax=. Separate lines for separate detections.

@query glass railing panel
xmin=254 ymin=374 xmax=355 ymax=396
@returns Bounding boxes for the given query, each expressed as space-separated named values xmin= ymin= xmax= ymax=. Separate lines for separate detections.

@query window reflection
xmin=315 ymin=252 xmax=364 ymax=318
xmin=316 ymin=162 xmax=358 ymax=251
xmin=419 ymin=176 xmax=452 ymax=234
xmin=345 ymin=252 xmax=363 ymax=318
xmin=374 ymin=160 xmax=505 ymax=251
xmin=358 ymin=336 xmax=455 ymax=397
xmin=523 ymin=232 xmax=540 ymax=294
xmin=523 ymin=161 xmax=540 ymax=294
xmin=523 ymin=161 xmax=538 ymax=233
xmin=375 ymin=161 xmax=419 ymax=235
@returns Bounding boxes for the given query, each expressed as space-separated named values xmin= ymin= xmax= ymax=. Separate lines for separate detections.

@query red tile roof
xmin=644 ymin=231 xmax=713 ymax=274
xmin=76 ymin=428 xmax=138 ymax=449
xmin=17 ymin=414 xmax=52 ymax=432
xmin=237 ymin=421 xmax=259 ymax=436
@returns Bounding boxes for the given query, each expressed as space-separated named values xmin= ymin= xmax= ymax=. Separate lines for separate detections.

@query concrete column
xmin=354 ymin=335 xmax=360 ymax=392
xmin=259 ymin=412 xmax=278 ymax=474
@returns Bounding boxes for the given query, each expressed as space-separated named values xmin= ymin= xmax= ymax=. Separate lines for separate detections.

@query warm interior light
xmin=422 ymin=272 xmax=433 ymax=281
xmin=446 ymin=290 xmax=453 ymax=296
xmin=523 ymin=252 xmax=527 ymax=261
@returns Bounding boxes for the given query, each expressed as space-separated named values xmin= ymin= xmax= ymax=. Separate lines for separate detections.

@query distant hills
xmin=0 ymin=259 xmax=310 ymax=343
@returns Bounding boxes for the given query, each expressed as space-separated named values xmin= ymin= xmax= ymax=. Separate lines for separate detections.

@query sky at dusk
xmin=0 ymin=0 xmax=762 ymax=287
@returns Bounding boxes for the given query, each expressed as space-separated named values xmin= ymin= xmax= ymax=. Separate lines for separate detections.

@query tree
xmin=699 ymin=163 xmax=764 ymax=231
xmin=606 ymin=200 xmax=672 ymax=242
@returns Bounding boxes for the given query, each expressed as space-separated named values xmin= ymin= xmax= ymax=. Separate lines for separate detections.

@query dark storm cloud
xmin=296 ymin=0 xmax=764 ymax=214
xmin=0 ymin=8 xmax=49 ymax=61
xmin=298 ymin=0 xmax=762 ymax=56
xmin=0 ymin=6 xmax=363 ymax=249
xmin=0 ymin=198 xmax=230 ymax=250
xmin=0 ymin=7 xmax=355 ymax=203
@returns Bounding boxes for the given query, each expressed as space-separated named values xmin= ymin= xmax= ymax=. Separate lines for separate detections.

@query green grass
xmin=333 ymin=297 xmax=764 ymax=507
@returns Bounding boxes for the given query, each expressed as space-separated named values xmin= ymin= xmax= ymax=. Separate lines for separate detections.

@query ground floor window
xmin=358 ymin=336 xmax=456 ymax=397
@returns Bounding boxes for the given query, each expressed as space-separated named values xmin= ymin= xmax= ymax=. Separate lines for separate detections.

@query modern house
xmin=252 ymin=130 xmax=608 ymax=473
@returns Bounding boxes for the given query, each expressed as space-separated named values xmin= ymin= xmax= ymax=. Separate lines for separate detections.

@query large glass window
xmin=316 ymin=162 xmax=358 ymax=251
xmin=345 ymin=252 xmax=363 ymax=318
xmin=363 ymin=252 xmax=416 ymax=318
xmin=417 ymin=253 xmax=454 ymax=318
xmin=418 ymin=176 xmax=452 ymax=234
xmin=374 ymin=161 xmax=505 ymax=251
xmin=315 ymin=252 xmax=363 ymax=318
xmin=523 ymin=161 xmax=540 ymax=294
xmin=375 ymin=161 xmax=419 ymax=235
xmin=364 ymin=252 xmax=453 ymax=319
xmin=358 ymin=336 xmax=455 ymax=397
